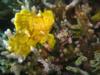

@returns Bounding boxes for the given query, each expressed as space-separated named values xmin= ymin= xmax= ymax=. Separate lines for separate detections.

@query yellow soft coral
xmin=40 ymin=34 xmax=56 ymax=48
xmin=14 ymin=9 xmax=54 ymax=41
xmin=8 ymin=32 xmax=37 ymax=58
xmin=8 ymin=9 xmax=55 ymax=58
xmin=14 ymin=9 xmax=54 ymax=33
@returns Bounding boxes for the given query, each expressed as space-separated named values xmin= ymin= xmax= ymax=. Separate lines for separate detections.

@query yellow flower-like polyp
xmin=8 ymin=9 xmax=55 ymax=58
xmin=8 ymin=32 xmax=37 ymax=58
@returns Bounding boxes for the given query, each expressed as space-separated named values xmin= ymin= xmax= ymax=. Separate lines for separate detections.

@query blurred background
xmin=0 ymin=0 xmax=100 ymax=31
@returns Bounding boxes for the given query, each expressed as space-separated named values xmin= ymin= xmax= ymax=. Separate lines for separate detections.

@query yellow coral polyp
xmin=8 ymin=32 xmax=37 ymax=58
xmin=14 ymin=9 xmax=54 ymax=33
xmin=8 ymin=9 xmax=55 ymax=58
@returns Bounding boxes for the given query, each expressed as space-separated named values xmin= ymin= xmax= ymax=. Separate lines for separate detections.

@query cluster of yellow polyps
xmin=8 ymin=9 xmax=55 ymax=58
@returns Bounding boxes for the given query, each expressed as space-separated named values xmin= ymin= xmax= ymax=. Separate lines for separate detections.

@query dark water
xmin=0 ymin=19 xmax=14 ymax=32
